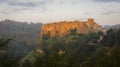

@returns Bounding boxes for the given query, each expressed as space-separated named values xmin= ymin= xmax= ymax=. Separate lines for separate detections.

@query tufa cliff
xmin=40 ymin=18 xmax=103 ymax=40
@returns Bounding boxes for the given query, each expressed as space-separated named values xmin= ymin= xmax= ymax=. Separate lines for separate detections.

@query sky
xmin=0 ymin=0 xmax=120 ymax=25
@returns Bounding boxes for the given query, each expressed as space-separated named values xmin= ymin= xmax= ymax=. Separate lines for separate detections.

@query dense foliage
xmin=0 ymin=38 xmax=18 ymax=67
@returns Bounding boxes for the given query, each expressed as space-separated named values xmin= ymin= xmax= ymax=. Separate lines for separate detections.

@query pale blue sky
xmin=0 ymin=0 xmax=120 ymax=25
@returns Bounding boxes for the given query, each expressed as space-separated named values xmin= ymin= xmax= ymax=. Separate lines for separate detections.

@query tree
xmin=44 ymin=31 xmax=50 ymax=40
xmin=101 ymin=28 xmax=120 ymax=46
xmin=0 ymin=38 xmax=18 ymax=67
xmin=70 ymin=28 xmax=77 ymax=36
xmin=81 ymin=46 xmax=120 ymax=67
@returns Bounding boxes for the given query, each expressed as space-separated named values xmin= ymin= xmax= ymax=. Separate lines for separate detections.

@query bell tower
xmin=87 ymin=18 xmax=94 ymax=23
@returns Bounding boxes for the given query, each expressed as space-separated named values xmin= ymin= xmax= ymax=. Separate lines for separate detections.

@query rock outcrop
xmin=40 ymin=18 xmax=103 ymax=40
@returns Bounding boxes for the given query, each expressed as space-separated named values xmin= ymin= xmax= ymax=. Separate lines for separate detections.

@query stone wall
xmin=40 ymin=18 xmax=102 ymax=40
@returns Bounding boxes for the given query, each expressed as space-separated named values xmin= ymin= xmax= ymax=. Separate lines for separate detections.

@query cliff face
xmin=40 ymin=19 xmax=102 ymax=40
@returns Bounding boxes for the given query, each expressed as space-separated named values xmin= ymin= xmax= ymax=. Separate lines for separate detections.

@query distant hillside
xmin=0 ymin=19 xmax=42 ymax=58
xmin=104 ymin=24 xmax=120 ymax=30
xmin=40 ymin=18 xmax=104 ymax=40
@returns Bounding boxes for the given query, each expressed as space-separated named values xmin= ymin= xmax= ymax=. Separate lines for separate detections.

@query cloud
xmin=101 ymin=11 xmax=120 ymax=15
xmin=93 ymin=0 xmax=120 ymax=3
xmin=0 ymin=0 xmax=82 ymax=8
xmin=0 ymin=0 xmax=82 ymax=14
xmin=84 ymin=11 xmax=120 ymax=16
xmin=0 ymin=4 xmax=33 ymax=14
xmin=0 ymin=0 xmax=48 ymax=7
xmin=0 ymin=0 xmax=48 ymax=14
